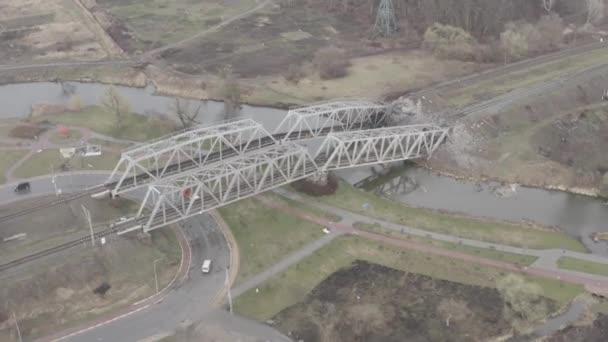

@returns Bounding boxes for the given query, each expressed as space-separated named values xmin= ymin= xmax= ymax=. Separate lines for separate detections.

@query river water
xmin=2 ymin=81 xmax=607 ymax=255
xmin=0 ymin=81 xmax=286 ymax=131
xmin=373 ymin=166 xmax=608 ymax=255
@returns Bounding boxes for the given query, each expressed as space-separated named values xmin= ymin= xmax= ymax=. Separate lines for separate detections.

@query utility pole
xmin=225 ymin=268 xmax=233 ymax=315
xmin=50 ymin=163 xmax=60 ymax=196
xmin=81 ymin=205 xmax=95 ymax=247
xmin=13 ymin=313 xmax=22 ymax=342
xmin=153 ymin=258 xmax=163 ymax=293
xmin=374 ymin=0 xmax=398 ymax=37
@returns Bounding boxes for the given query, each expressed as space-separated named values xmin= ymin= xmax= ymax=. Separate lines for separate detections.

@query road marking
xmin=50 ymin=305 xmax=150 ymax=341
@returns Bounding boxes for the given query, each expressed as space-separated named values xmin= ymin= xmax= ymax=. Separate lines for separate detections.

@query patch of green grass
xmin=33 ymin=106 xmax=173 ymax=142
xmin=355 ymin=222 xmax=537 ymax=266
xmin=270 ymin=192 xmax=341 ymax=221
xmin=313 ymin=181 xmax=586 ymax=252
xmin=234 ymin=235 xmax=583 ymax=321
xmin=14 ymin=148 xmax=121 ymax=179
xmin=0 ymin=150 xmax=28 ymax=183
xmin=218 ymin=196 xmax=325 ymax=286
xmin=447 ymin=47 xmax=608 ymax=108
xmin=558 ymin=257 xmax=608 ymax=277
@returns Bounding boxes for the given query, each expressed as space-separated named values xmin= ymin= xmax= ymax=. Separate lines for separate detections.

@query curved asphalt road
xmin=0 ymin=173 xmax=232 ymax=341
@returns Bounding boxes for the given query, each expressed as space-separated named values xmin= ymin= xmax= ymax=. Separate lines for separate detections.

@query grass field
xmin=33 ymin=106 xmax=174 ymax=142
xmin=445 ymin=47 xmax=608 ymax=108
xmin=234 ymin=235 xmax=583 ymax=321
xmin=0 ymin=150 xmax=28 ymax=183
xmin=312 ymin=181 xmax=586 ymax=252
xmin=355 ymin=222 xmax=538 ymax=266
xmin=558 ymin=257 xmax=608 ymax=277
xmin=218 ymin=196 xmax=325 ymax=286
xmin=269 ymin=192 xmax=341 ymax=222
xmin=13 ymin=148 xmax=121 ymax=179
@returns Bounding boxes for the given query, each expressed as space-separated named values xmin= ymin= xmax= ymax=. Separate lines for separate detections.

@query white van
xmin=201 ymin=259 xmax=212 ymax=274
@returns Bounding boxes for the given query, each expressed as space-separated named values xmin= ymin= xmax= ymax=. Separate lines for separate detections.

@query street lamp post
xmin=225 ymin=268 xmax=233 ymax=315
xmin=153 ymin=258 xmax=163 ymax=293
xmin=81 ymin=205 xmax=95 ymax=247
xmin=13 ymin=312 xmax=22 ymax=342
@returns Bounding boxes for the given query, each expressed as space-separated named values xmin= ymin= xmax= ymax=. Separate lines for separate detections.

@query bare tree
xmin=541 ymin=0 xmax=555 ymax=13
xmin=586 ymin=0 xmax=605 ymax=26
xmin=59 ymin=81 xmax=76 ymax=97
xmin=101 ymin=86 xmax=130 ymax=129
xmin=171 ymin=98 xmax=203 ymax=129
xmin=218 ymin=66 xmax=241 ymax=120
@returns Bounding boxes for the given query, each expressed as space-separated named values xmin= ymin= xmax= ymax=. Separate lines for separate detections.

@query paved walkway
xmin=242 ymin=189 xmax=608 ymax=292
xmin=273 ymin=189 xmax=608 ymax=273
xmin=232 ymin=232 xmax=339 ymax=297
xmin=3 ymin=125 xmax=135 ymax=183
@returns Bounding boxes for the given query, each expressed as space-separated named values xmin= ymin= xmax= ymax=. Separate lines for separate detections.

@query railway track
xmin=409 ymin=41 xmax=606 ymax=99
xmin=0 ymin=221 xmax=128 ymax=272
xmin=449 ymin=61 xmax=608 ymax=122
xmin=0 ymin=123 xmax=383 ymax=223
xmin=0 ymin=185 xmax=104 ymax=224
xmin=3 ymin=43 xmax=604 ymax=270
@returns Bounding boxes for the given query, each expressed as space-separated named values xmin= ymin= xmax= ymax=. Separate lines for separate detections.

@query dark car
xmin=14 ymin=182 xmax=30 ymax=193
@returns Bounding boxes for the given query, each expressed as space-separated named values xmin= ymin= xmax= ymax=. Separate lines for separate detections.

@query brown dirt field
xmin=0 ymin=196 xmax=181 ymax=341
xmin=273 ymin=260 xmax=554 ymax=342
xmin=546 ymin=313 xmax=608 ymax=342
xmin=0 ymin=0 xmax=107 ymax=62
xmin=160 ymin=1 xmax=370 ymax=78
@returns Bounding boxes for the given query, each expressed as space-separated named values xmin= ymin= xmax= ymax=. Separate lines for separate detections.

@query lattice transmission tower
xmin=374 ymin=0 xmax=398 ymax=37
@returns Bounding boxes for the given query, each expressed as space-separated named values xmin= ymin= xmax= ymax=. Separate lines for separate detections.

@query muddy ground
xmin=273 ymin=260 xmax=529 ymax=342
xmin=546 ymin=313 xmax=608 ymax=342
xmin=0 ymin=196 xmax=181 ymax=340
xmin=160 ymin=0 xmax=374 ymax=78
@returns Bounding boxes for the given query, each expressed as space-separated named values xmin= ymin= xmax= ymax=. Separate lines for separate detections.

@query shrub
xmin=501 ymin=14 xmax=564 ymax=61
xmin=500 ymin=23 xmax=535 ymax=61
xmin=10 ymin=125 xmax=47 ymax=139
xmin=422 ymin=23 xmax=476 ymax=61
xmin=535 ymin=14 xmax=565 ymax=51
xmin=292 ymin=173 xmax=338 ymax=196
xmin=314 ymin=46 xmax=350 ymax=79
xmin=93 ymin=282 xmax=111 ymax=297
xmin=285 ymin=64 xmax=304 ymax=84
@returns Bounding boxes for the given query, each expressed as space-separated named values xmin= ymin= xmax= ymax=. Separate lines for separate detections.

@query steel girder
xmin=273 ymin=100 xmax=390 ymax=140
xmin=136 ymin=143 xmax=317 ymax=232
xmin=316 ymin=125 xmax=449 ymax=171
xmin=106 ymin=119 xmax=275 ymax=196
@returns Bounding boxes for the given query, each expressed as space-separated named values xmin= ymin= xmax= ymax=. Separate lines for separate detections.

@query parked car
xmin=14 ymin=182 xmax=30 ymax=193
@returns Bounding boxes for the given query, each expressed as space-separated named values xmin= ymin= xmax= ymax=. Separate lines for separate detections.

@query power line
xmin=374 ymin=0 xmax=398 ymax=37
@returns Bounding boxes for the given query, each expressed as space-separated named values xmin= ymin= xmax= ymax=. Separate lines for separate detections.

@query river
xmin=1 ymin=81 xmax=607 ymax=255
xmin=371 ymin=166 xmax=608 ymax=256
xmin=0 ymin=81 xmax=286 ymax=131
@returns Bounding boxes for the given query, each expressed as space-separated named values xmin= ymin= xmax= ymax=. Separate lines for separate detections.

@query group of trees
xmin=99 ymin=67 xmax=243 ymax=132
xmin=421 ymin=10 xmax=568 ymax=63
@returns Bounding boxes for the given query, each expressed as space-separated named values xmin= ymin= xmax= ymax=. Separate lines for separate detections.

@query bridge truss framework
xmin=99 ymin=99 xmax=449 ymax=232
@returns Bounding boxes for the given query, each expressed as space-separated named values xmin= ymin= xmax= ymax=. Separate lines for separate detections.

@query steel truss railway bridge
xmin=93 ymin=99 xmax=448 ymax=233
